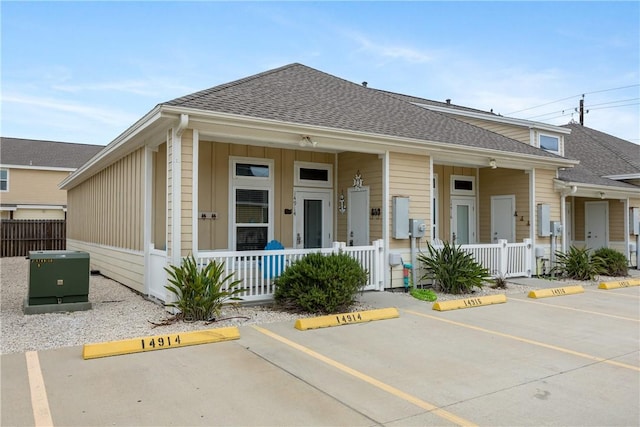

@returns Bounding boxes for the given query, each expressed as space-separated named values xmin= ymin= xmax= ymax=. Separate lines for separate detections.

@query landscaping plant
xmin=552 ymin=246 xmax=606 ymax=281
xmin=418 ymin=241 xmax=491 ymax=294
xmin=593 ymin=247 xmax=628 ymax=277
xmin=409 ymin=286 xmax=438 ymax=302
xmin=165 ymin=255 xmax=243 ymax=321
xmin=273 ymin=252 xmax=368 ymax=314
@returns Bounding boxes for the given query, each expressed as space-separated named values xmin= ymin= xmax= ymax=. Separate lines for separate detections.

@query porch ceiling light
xmin=299 ymin=136 xmax=317 ymax=147
xmin=599 ymin=192 xmax=606 ymax=199
xmin=488 ymin=158 xmax=497 ymax=169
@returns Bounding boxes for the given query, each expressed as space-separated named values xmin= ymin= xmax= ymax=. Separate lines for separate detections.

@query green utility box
xmin=24 ymin=250 xmax=92 ymax=314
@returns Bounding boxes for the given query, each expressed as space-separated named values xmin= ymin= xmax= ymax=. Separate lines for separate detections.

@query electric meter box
xmin=537 ymin=204 xmax=550 ymax=236
xmin=392 ymin=196 xmax=410 ymax=239
xmin=409 ymin=219 xmax=426 ymax=238
xmin=550 ymin=221 xmax=563 ymax=236
xmin=25 ymin=251 xmax=92 ymax=314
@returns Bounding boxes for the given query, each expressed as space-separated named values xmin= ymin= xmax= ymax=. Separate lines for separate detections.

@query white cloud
xmin=346 ymin=31 xmax=434 ymax=64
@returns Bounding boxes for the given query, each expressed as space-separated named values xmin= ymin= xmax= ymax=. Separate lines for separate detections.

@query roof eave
xmin=163 ymin=105 xmax=577 ymax=169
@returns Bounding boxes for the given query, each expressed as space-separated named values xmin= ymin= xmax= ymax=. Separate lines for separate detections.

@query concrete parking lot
xmin=2 ymin=284 xmax=639 ymax=426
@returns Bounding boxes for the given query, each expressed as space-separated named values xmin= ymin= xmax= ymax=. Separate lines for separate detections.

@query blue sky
xmin=2 ymin=1 xmax=639 ymax=146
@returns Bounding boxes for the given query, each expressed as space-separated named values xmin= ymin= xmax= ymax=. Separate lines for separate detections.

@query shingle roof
xmin=163 ymin=63 xmax=561 ymax=159
xmin=0 ymin=137 xmax=103 ymax=168
xmin=377 ymin=90 xmax=497 ymax=115
xmin=561 ymin=123 xmax=640 ymax=174
xmin=557 ymin=123 xmax=639 ymax=188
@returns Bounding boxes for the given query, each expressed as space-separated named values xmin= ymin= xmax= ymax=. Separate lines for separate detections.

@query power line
xmin=524 ymin=98 xmax=639 ymax=120
xmin=505 ymin=84 xmax=640 ymax=115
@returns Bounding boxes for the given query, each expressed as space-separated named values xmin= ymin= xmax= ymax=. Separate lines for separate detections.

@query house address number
xmin=140 ymin=335 xmax=181 ymax=350
xmin=335 ymin=313 xmax=363 ymax=324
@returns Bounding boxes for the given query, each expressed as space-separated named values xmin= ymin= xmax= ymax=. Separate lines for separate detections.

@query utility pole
xmin=579 ymin=97 xmax=584 ymax=125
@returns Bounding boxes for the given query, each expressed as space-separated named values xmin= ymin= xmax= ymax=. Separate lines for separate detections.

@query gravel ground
xmin=1 ymin=256 xmax=633 ymax=355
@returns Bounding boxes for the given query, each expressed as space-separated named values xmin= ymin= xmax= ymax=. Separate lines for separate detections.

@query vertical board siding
xmin=153 ymin=144 xmax=167 ymax=249
xmin=609 ymin=199 xmax=624 ymax=241
xmin=67 ymin=148 xmax=145 ymax=251
xmin=337 ymin=152 xmax=383 ymax=243
xmin=432 ymin=164 xmax=475 ymax=241
xmin=197 ymin=141 xmax=334 ymax=250
xmin=478 ymin=168 xmax=529 ymax=243
xmin=0 ymin=220 xmax=66 ymax=257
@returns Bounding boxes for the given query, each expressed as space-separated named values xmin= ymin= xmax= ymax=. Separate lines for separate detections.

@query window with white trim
xmin=0 ymin=169 xmax=8 ymax=191
xmin=539 ymin=133 xmax=560 ymax=154
xmin=450 ymin=175 xmax=475 ymax=196
xmin=294 ymin=161 xmax=332 ymax=188
xmin=230 ymin=158 xmax=274 ymax=251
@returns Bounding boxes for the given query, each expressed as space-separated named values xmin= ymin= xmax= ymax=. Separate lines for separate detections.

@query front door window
xmin=295 ymin=190 xmax=332 ymax=249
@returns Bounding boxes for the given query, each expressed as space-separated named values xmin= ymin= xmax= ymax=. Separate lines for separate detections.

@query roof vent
xmin=445 ymin=99 xmax=451 ymax=105
xmin=362 ymin=81 xmax=368 ymax=87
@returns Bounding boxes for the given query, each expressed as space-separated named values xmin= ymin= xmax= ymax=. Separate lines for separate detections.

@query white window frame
xmin=229 ymin=157 xmax=274 ymax=251
xmin=538 ymin=133 xmax=560 ymax=155
xmin=450 ymin=175 xmax=475 ymax=196
xmin=0 ymin=169 xmax=8 ymax=192
xmin=294 ymin=161 xmax=333 ymax=188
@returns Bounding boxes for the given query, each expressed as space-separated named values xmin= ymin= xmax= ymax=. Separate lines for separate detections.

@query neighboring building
xmin=0 ymin=138 xmax=103 ymax=220
xmin=60 ymin=63 xmax=593 ymax=301
xmin=408 ymin=96 xmax=640 ymax=265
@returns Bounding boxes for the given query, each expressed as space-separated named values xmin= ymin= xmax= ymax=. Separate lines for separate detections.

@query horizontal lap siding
xmin=535 ymin=168 xmax=561 ymax=247
xmin=388 ymin=152 xmax=429 ymax=288
xmin=337 ymin=152 xmax=382 ymax=243
xmin=455 ymin=118 xmax=531 ymax=144
xmin=67 ymin=239 xmax=145 ymax=293
xmin=181 ymin=132 xmax=193 ymax=256
xmin=67 ymin=148 xmax=145 ymax=252
xmin=2 ymin=169 xmax=70 ymax=205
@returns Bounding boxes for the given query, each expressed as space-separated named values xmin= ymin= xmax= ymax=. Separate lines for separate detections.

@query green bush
xmin=409 ymin=287 xmax=438 ymax=302
xmin=273 ymin=252 xmax=368 ymax=314
xmin=594 ymin=247 xmax=628 ymax=276
xmin=165 ymin=255 xmax=243 ymax=321
xmin=552 ymin=246 xmax=606 ymax=281
xmin=418 ymin=241 xmax=491 ymax=294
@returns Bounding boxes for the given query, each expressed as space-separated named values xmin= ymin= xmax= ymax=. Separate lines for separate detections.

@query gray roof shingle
xmin=0 ymin=137 xmax=103 ymax=169
xmin=163 ymin=63 xmax=562 ymax=159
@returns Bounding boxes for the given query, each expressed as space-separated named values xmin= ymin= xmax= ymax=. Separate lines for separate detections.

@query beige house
xmin=0 ymin=138 xmax=103 ymax=220
xmin=61 ymin=63 xmax=591 ymax=302
xmin=405 ymin=98 xmax=640 ymax=267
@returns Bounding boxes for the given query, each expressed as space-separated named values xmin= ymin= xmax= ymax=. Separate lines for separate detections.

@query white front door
xmin=585 ymin=201 xmax=608 ymax=250
xmin=294 ymin=189 xmax=332 ymax=248
xmin=451 ymin=197 xmax=476 ymax=244
xmin=491 ymin=195 xmax=515 ymax=243
xmin=348 ymin=187 xmax=369 ymax=246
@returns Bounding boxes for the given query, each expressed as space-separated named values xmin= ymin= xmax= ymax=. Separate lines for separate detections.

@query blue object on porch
xmin=262 ymin=240 xmax=285 ymax=279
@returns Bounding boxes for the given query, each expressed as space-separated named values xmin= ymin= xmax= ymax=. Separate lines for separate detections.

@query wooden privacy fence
xmin=0 ymin=220 xmax=66 ymax=257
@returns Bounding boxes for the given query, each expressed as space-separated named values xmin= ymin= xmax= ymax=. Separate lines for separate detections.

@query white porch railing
xmin=433 ymin=239 xmax=532 ymax=278
xmin=197 ymin=239 xmax=384 ymax=302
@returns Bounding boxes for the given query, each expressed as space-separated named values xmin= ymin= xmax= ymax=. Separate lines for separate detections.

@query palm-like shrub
xmin=594 ymin=247 xmax=628 ymax=276
xmin=165 ymin=255 xmax=243 ymax=321
xmin=552 ymin=246 xmax=605 ymax=281
xmin=274 ymin=252 xmax=368 ymax=314
xmin=418 ymin=241 xmax=490 ymax=294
